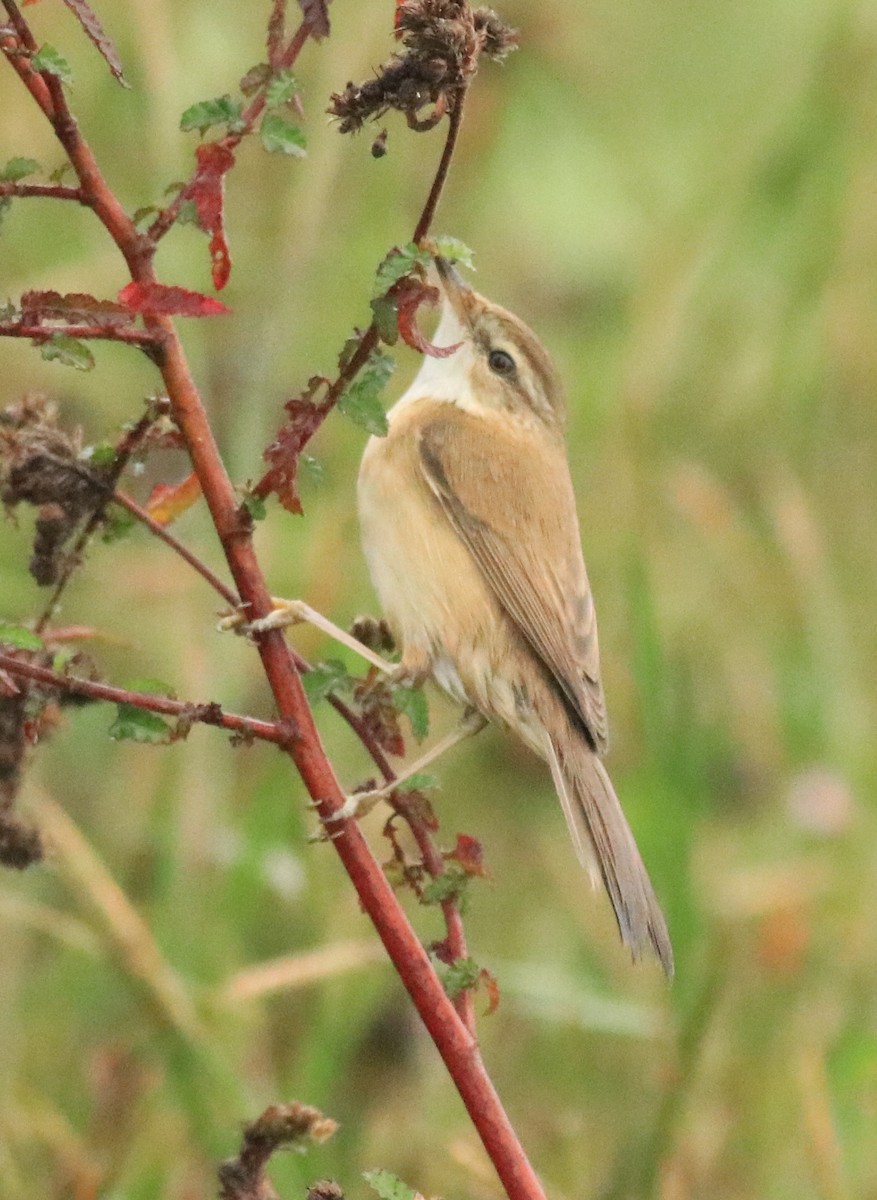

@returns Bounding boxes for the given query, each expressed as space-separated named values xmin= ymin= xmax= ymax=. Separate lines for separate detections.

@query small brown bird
xmin=357 ymin=256 xmax=673 ymax=974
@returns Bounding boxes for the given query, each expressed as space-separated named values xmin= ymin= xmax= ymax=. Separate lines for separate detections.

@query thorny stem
xmin=0 ymin=6 xmax=544 ymax=1196
xmin=0 ymin=651 xmax=294 ymax=747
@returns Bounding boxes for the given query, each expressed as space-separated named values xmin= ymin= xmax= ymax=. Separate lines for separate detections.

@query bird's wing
xmin=416 ymin=410 xmax=609 ymax=752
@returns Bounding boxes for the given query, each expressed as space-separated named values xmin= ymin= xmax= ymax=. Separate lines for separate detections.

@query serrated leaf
xmin=118 ymin=281 xmax=231 ymax=317
xmin=264 ymin=69 xmax=298 ymax=109
xmin=370 ymin=294 xmax=399 ymax=345
xmin=260 ymin=112 xmax=307 ymax=156
xmin=31 ymin=44 xmax=74 ymax=84
xmin=374 ymin=243 xmax=431 ymax=296
xmin=393 ymin=686 xmax=429 ymax=740
xmin=440 ymin=955 xmax=481 ymax=997
xmin=40 ymin=334 xmax=95 ymax=371
xmin=1 ymin=157 xmax=41 ymax=182
xmin=179 ymin=94 xmax=243 ymax=135
xmin=108 ymin=704 xmax=172 ymax=744
xmin=432 ymin=235 xmax=475 ymax=270
xmin=423 ymin=866 xmax=470 ymax=907
xmin=62 ymin=0 xmax=128 ymax=86
xmin=0 ymin=624 xmax=44 ymax=652
xmin=337 ymin=351 xmax=394 ymax=437
xmin=301 ymin=659 xmax=351 ymax=705
xmin=362 ymin=1169 xmax=421 ymax=1200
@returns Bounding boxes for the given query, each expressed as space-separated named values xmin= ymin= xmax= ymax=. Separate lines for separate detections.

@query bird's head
xmin=406 ymin=253 xmax=566 ymax=431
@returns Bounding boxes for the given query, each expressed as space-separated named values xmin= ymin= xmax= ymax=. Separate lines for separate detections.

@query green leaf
xmin=369 ymin=294 xmax=399 ymax=345
xmin=1 ymin=157 xmax=41 ymax=183
xmin=241 ymin=493 xmax=267 ymax=522
xmin=31 ymin=45 xmax=74 ymax=85
xmin=374 ymin=243 xmax=431 ymax=296
xmin=179 ymin=94 xmax=243 ymax=135
xmin=0 ymin=624 xmax=44 ymax=652
xmin=108 ymin=704 xmax=173 ymax=744
xmin=264 ymin=69 xmax=299 ymax=109
xmin=431 ymin=235 xmax=475 ymax=270
xmin=82 ymin=442 xmax=118 ymax=468
xmin=131 ymin=204 xmax=159 ymax=226
xmin=40 ymin=335 xmax=95 ymax=371
xmin=397 ymin=772 xmax=438 ymax=793
xmin=422 ymin=866 xmax=470 ymax=907
xmin=101 ymin=505 xmax=135 ymax=544
xmin=301 ymin=659 xmax=351 ymax=705
xmin=440 ymin=955 xmax=482 ymax=998
xmin=260 ymin=112 xmax=307 ymax=156
xmin=363 ymin=1169 xmax=420 ymax=1200
xmin=337 ymin=351 xmax=394 ymax=437
xmin=393 ymin=686 xmax=429 ymax=740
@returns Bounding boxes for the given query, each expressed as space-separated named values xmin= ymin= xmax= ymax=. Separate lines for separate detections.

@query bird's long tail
xmin=544 ymin=733 xmax=674 ymax=976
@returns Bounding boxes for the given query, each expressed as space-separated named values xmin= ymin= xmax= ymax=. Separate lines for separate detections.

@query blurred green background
xmin=2 ymin=1 xmax=876 ymax=1197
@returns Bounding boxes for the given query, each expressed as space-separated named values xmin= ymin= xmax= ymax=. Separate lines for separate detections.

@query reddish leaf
xmin=445 ymin=833 xmax=491 ymax=878
xmin=430 ymin=938 xmax=455 ymax=965
xmin=118 ymin=282 xmax=231 ymax=317
xmin=299 ymin=0 xmax=330 ymax=39
xmin=480 ymin=967 xmax=501 ymax=1015
xmin=189 ymin=142 xmax=235 ymax=290
xmin=260 ymin=380 xmax=326 ymax=514
xmin=392 ymin=277 xmax=460 ymax=357
xmin=61 ymin=0 xmax=128 ymax=85
xmin=145 ymin=472 xmax=202 ymax=526
xmin=20 ymin=290 xmax=135 ymax=328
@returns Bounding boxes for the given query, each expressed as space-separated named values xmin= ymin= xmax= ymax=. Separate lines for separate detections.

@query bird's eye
xmin=488 ymin=348 xmax=516 ymax=376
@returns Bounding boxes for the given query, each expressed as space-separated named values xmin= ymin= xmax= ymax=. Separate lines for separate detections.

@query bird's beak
xmin=433 ymin=254 xmax=477 ymax=332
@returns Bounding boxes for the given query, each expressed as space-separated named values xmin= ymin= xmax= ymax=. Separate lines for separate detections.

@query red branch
xmin=0 ymin=321 xmax=156 ymax=346
xmin=0 ymin=5 xmax=545 ymax=1197
xmin=0 ymin=651 xmax=292 ymax=746
xmin=0 ymin=182 xmax=87 ymax=201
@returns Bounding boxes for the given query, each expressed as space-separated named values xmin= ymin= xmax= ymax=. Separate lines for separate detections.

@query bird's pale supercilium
xmin=357 ymin=255 xmax=673 ymax=974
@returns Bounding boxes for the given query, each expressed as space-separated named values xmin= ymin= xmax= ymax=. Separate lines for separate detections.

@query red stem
xmin=0 ymin=651 xmax=291 ymax=746
xmin=0 ymin=322 xmax=155 ymax=346
xmin=0 ymin=182 xmax=87 ymax=201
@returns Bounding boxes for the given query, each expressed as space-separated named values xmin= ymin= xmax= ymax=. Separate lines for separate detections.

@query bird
xmin=356 ymin=252 xmax=673 ymax=975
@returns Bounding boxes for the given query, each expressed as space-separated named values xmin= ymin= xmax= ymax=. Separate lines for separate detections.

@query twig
xmin=0 ymin=321 xmax=156 ymax=346
xmin=35 ymin=405 xmax=160 ymax=634
xmin=148 ymin=21 xmax=310 ymax=244
xmin=0 ymin=182 xmax=87 ymax=202
xmin=0 ymin=650 xmax=295 ymax=747
xmin=112 ymin=490 xmax=239 ymax=608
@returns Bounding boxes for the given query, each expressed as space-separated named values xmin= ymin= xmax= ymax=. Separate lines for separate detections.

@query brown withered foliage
xmin=0 ymin=396 xmax=109 ymax=585
xmin=217 ymin=1102 xmax=339 ymax=1200
xmin=0 ymin=660 xmax=44 ymax=869
xmin=329 ymin=0 xmax=517 ymax=134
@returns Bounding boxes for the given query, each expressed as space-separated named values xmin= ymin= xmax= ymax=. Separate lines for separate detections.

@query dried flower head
xmin=328 ymin=0 xmax=517 ymax=135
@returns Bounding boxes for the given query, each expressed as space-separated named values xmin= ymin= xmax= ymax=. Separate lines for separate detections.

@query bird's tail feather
xmin=544 ymin=734 xmax=674 ymax=976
